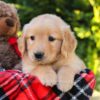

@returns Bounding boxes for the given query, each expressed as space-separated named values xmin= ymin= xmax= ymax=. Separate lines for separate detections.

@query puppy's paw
xmin=32 ymin=66 xmax=57 ymax=87
xmin=39 ymin=70 xmax=57 ymax=87
xmin=57 ymin=67 xmax=75 ymax=92
xmin=57 ymin=76 xmax=74 ymax=92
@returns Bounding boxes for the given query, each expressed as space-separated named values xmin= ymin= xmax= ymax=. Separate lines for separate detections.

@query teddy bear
xmin=0 ymin=1 xmax=21 ymax=70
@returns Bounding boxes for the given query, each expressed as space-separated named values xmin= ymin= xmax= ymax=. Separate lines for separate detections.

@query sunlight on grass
xmin=74 ymin=27 xmax=91 ymax=39
xmin=56 ymin=8 xmax=61 ymax=13
xmin=15 ymin=4 xmax=33 ymax=12
xmin=17 ymin=31 xmax=22 ymax=37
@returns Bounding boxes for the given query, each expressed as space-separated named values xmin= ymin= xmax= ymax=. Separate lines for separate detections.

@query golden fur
xmin=18 ymin=14 xmax=86 ymax=92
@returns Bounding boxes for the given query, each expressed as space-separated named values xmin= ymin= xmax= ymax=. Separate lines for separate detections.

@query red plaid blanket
xmin=0 ymin=69 xmax=96 ymax=100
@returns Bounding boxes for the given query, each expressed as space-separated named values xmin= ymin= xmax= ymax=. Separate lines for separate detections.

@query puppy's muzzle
xmin=34 ymin=52 xmax=44 ymax=60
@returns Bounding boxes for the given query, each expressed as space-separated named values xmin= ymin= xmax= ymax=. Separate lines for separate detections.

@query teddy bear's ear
xmin=10 ymin=4 xmax=21 ymax=32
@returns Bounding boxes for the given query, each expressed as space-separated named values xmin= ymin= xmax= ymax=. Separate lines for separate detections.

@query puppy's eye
xmin=30 ymin=36 xmax=35 ymax=40
xmin=48 ymin=36 xmax=55 ymax=42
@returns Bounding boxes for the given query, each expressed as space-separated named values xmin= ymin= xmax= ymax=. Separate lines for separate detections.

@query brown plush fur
xmin=0 ymin=1 xmax=21 ymax=70
xmin=0 ymin=37 xmax=20 ymax=69
xmin=18 ymin=14 xmax=86 ymax=92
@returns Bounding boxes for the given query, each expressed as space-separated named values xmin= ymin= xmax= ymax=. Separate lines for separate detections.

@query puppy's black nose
xmin=34 ymin=52 xmax=44 ymax=60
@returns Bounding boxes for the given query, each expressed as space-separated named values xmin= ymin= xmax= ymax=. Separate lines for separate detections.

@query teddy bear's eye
xmin=48 ymin=36 xmax=55 ymax=42
xmin=30 ymin=36 xmax=35 ymax=40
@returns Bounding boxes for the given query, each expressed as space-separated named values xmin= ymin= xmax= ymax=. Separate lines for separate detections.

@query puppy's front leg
xmin=57 ymin=66 xmax=76 ymax=92
xmin=31 ymin=66 xmax=57 ymax=87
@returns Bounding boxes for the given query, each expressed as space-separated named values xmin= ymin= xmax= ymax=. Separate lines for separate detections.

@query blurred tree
xmin=2 ymin=0 xmax=100 ymax=91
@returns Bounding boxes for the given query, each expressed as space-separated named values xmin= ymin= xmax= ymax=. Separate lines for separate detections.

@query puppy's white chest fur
xmin=22 ymin=62 xmax=35 ymax=73
xmin=22 ymin=55 xmax=36 ymax=73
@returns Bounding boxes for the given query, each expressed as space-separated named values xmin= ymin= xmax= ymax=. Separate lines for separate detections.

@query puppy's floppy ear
xmin=17 ymin=24 xmax=29 ymax=57
xmin=61 ymin=25 xmax=77 ymax=57
xmin=17 ymin=36 xmax=25 ymax=57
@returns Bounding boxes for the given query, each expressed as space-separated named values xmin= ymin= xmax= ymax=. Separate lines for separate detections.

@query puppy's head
xmin=18 ymin=14 xmax=77 ymax=65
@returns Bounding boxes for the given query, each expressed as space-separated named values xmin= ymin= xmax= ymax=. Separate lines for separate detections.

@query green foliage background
xmin=2 ymin=0 xmax=100 ymax=91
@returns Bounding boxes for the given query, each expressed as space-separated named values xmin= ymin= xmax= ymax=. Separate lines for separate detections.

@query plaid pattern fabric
xmin=0 ymin=69 xmax=95 ymax=100
xmin=53 ymin=69 xmax=96 ymax=100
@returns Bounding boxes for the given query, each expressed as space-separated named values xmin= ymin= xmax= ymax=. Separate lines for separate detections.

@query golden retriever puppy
xmin=18 ymin=14 xmax=86 ymax=92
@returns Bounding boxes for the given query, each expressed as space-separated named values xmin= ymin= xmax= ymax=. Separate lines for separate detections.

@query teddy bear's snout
xmin=5 ymin=18 xmax=15 ymax=27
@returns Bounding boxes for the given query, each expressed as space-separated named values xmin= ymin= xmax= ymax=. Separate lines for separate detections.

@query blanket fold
xmin=0 ymin=69 xmax=96 ymax=100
